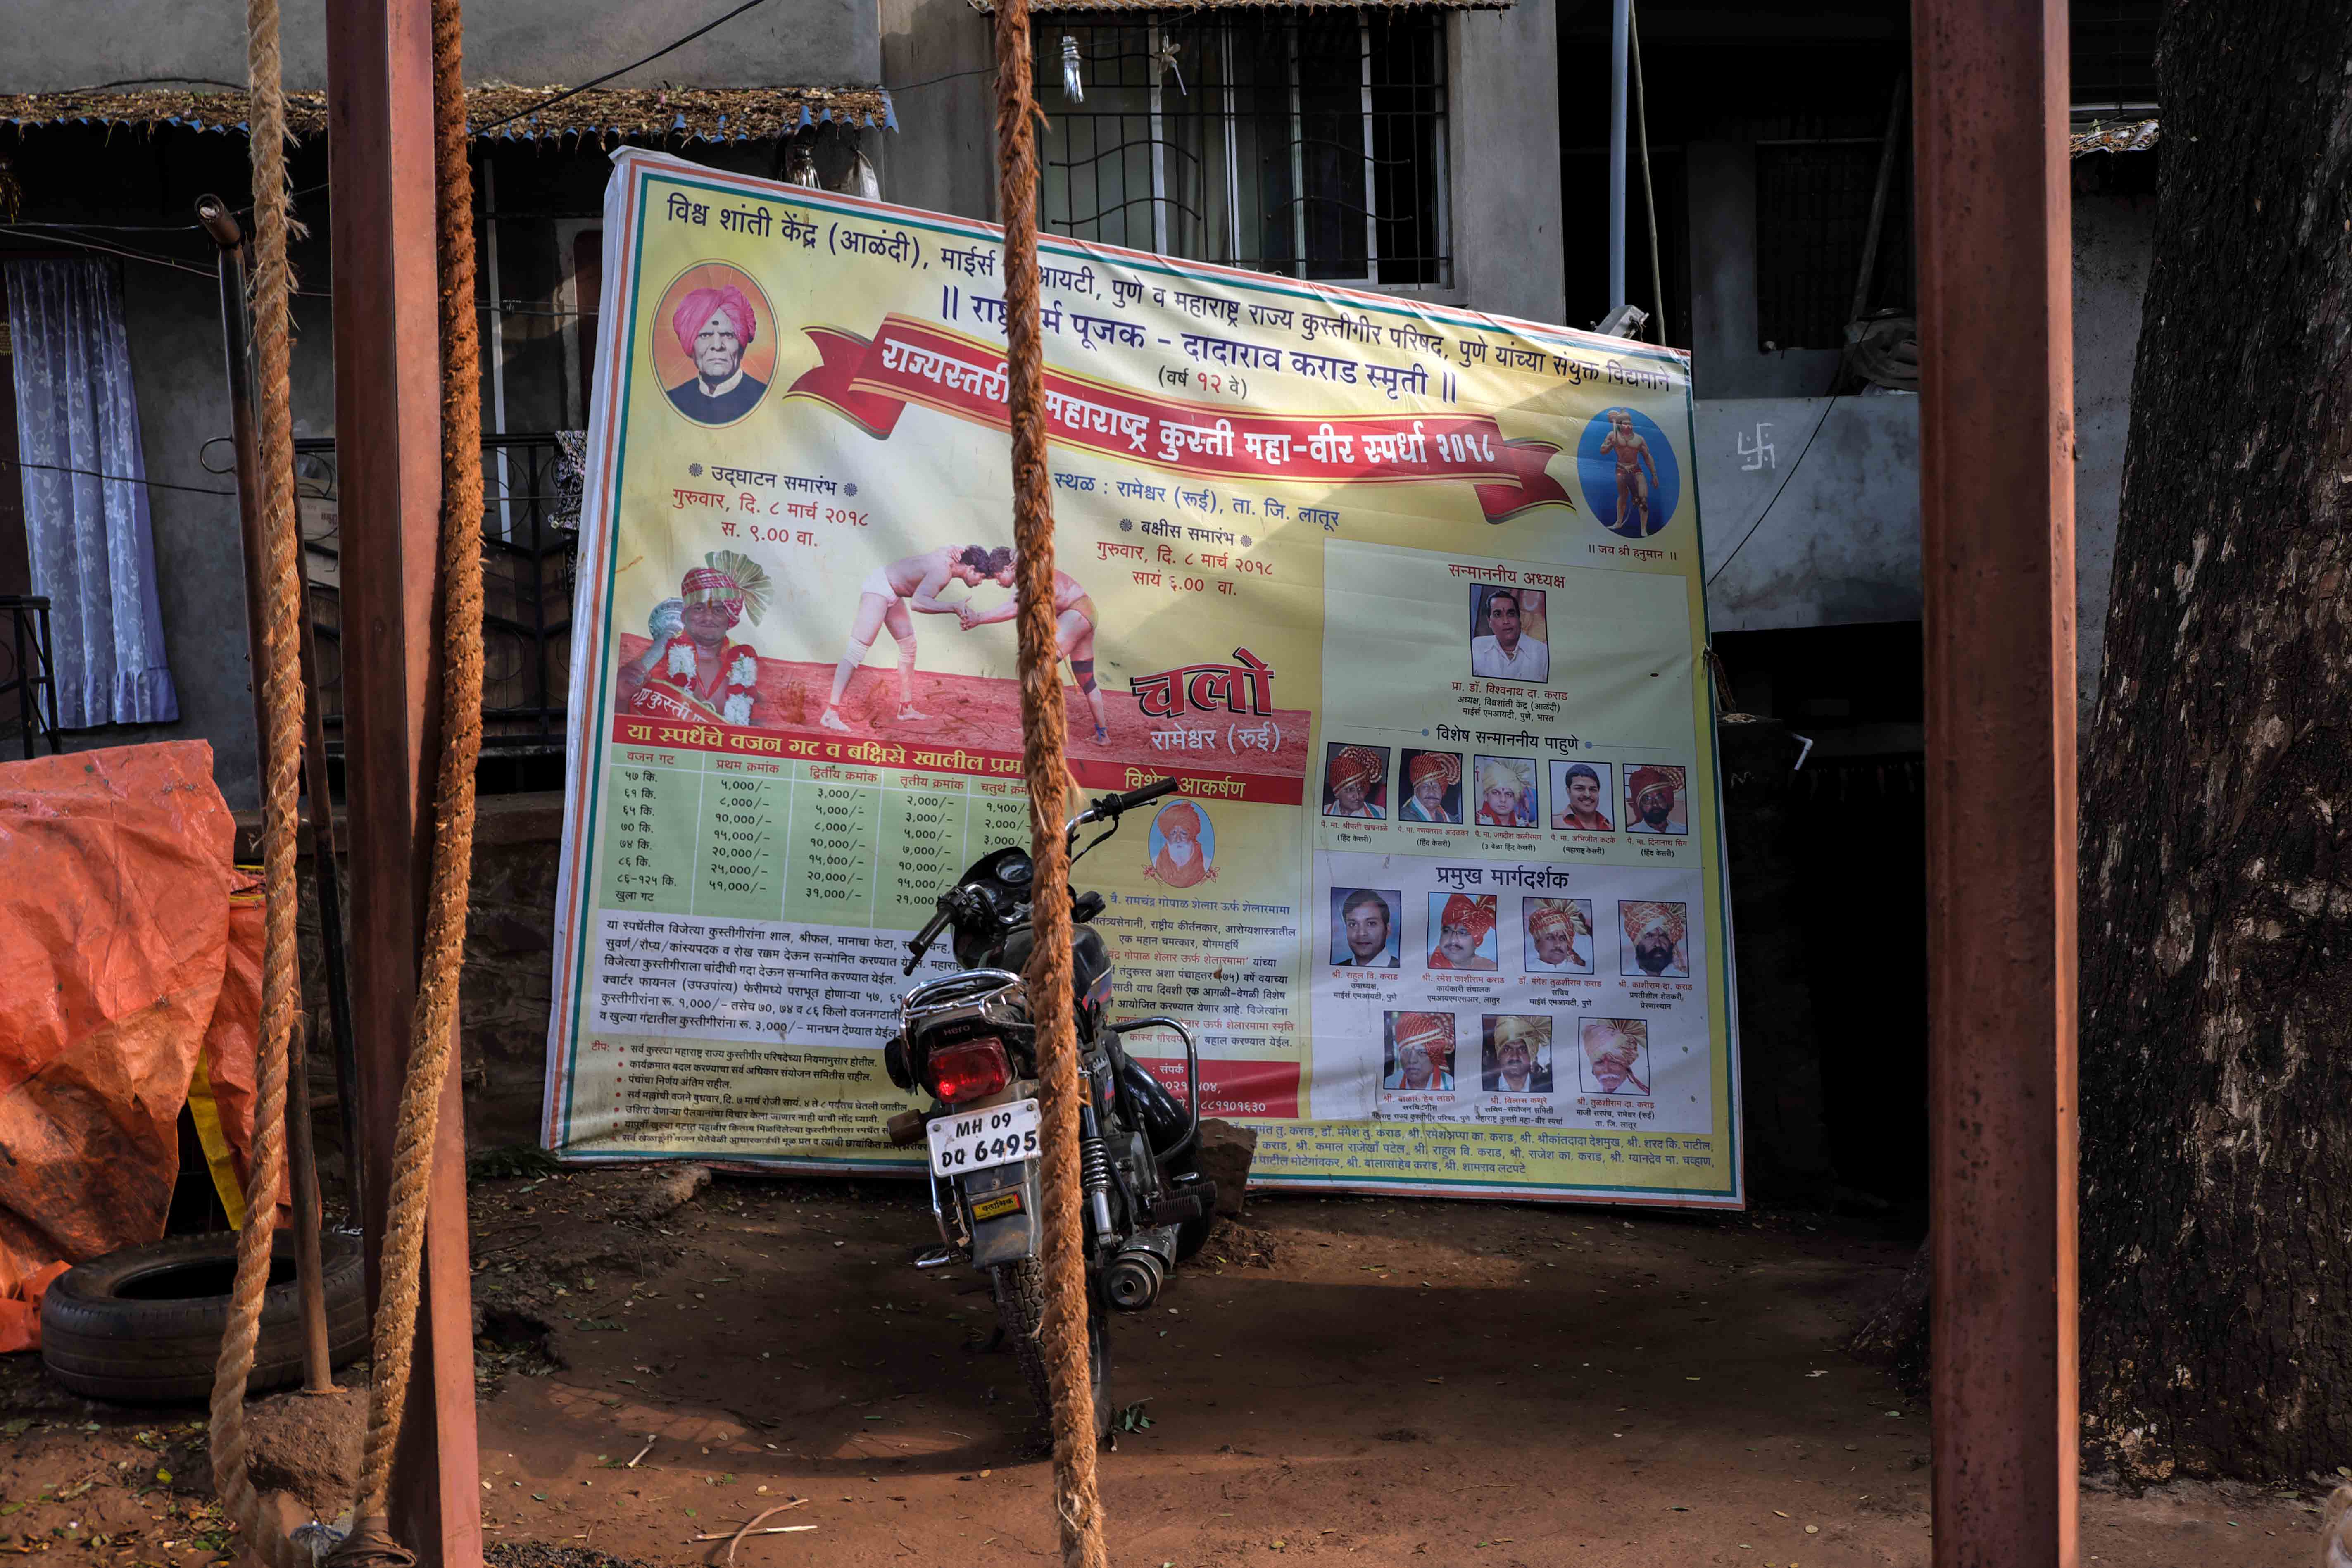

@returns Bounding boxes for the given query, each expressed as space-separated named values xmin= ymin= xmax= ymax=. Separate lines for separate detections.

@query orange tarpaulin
xmin=0 ymin=741 xmax=243 ymax=1348
xmin=190 ymin=871 xmax=290 ymax=1229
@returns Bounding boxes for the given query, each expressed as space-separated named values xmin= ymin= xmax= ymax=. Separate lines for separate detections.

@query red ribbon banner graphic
xmin=787 ymin=314 xmax=1576 ymax=524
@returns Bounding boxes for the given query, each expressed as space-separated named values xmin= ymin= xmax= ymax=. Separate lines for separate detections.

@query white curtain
xmin=4 ymin=259 xmax=177 ymax=728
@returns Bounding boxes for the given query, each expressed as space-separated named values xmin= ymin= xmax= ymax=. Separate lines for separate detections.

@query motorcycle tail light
xmin=926 ymin=1039 xmax=1011 ymax=1105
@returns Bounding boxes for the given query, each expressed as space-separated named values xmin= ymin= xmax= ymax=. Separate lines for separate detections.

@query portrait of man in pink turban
xmin=664 ymin=282 xmax=768 ymax=424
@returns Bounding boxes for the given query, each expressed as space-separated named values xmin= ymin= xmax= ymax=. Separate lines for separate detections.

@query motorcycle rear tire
xmin=990 ymin=1258 xmax=1110 ymax=1442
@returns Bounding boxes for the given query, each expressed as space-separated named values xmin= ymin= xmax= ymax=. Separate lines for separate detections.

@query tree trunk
xmin=2078 ymin=1 xmax=2352 ymax=1481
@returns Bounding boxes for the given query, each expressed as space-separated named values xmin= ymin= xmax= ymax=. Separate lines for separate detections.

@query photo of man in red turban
xmin=617 ymin=550 xmax=775 ymax=726
xmin=1399 ymin=749 xmax=1462 ymax=824
xmin=1383 ymin=1011 xmax=1457 ymax=1091
xmin=1427 ymin=891 xmax=1498 ymax=971
xmin=665 ymin=282 xmax=768 ymax=424
xmin=1523 ymin=897 xmax=1593 ymax=973
xmin=1323 ymin=743 xmax=1388 ymax=819
xmin=1624 ymin=763 xmax=1689 ymax=835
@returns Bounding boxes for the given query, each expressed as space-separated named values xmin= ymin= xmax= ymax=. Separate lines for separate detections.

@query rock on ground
xmin=240 ymin=1386 xmax=363 ymax=1519
xmin=630 ymin=1164 xmax=712 ymax=1221
xmin=1191 ymin=1118 xmax=1257 ymax=1218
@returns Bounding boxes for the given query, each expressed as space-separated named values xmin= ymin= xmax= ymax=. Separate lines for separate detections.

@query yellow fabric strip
xmin=187 ymin=1052 xmax=248 ymax=1230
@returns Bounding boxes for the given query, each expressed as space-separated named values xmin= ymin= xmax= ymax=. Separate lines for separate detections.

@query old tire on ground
xmin=991 ymin=1258 xmax=1109 ymax=1440
xmin=41 ymin=1230 xmax=369 ymax=1404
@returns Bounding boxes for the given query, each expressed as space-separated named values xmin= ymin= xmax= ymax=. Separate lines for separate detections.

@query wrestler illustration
xmin=1523 ymin=897 xmax=1594 ymax=973
xmin=819 ymin=545 xmax=1014 ymax=732
xmin=957 ymin=562 xmax=1113 ymax=745
xmin=1399 ymin=749 xmax=1463 ymax=824
xmin=1624 ymin=764 xmax=1689 ymax=835
xmin=665 ymin=283 xmax=768 ymax=425
xmin=1619 ymin=900 xmax=1691 ymax=978
xmin=1322 ymin=744 xmax=1389 ymax=820
xmin=1551 ymin=761 xmax=1615 ymax=832
xmin=616 ymin=551 xmax=774 ymax=725
xmin=1580 ymin=1017 xmax=1652 ymax=1096
xmin=1427 ymin=892 xmax=1499 ymax=972
xmin=1473 ymin=755 xmax=1536 ymax=828
xmin=1598 ymin=407 xmax=1663 ymax=537
xmin=1145 ymin=799 xmax=1215 ymax=889
xmin=1384 ymin=1011 xmax=1458 ymax=1092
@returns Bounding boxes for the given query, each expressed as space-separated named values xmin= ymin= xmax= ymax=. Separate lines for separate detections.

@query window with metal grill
xmin=1035 ymin=10 xmax=1450 ymax=287
xmin=1753 ymin=129 xmax=1912 ymax=354
xmin=2071 ymin=0 xmax=2161 ymax=114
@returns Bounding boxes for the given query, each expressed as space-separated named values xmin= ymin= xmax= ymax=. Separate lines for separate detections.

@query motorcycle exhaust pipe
xmin=1102 ymin=1244 xmax=1167 ymax=1311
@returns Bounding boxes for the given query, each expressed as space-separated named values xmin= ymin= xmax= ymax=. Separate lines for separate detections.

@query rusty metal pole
xmin=1913 ymin=2 xmax=2077 ymax=1566
xmin=197 ymin=194 xmax=369 ymax=1204
xmin=194 ymin=198 xmax=274 ymax=795
xmin=323 ymin=1 xmax=485 ymax=1562
xmin=195 ymin=194 xmax=333 ymax=1397
xmin=285 ymin=1020 xmax=333 ymax=1393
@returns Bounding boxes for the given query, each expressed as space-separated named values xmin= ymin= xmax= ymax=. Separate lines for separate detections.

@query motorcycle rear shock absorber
xmin=1077 ymin=1104 xmax=1115 ymax=1240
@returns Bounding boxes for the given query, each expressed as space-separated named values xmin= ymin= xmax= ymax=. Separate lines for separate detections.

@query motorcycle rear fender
xmin=962 ymin=1158 xmax=1041 ymax=1268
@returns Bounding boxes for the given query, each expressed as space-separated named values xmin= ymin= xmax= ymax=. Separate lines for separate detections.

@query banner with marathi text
xmin=544 ymin=149 xmax=1743 ymax=1207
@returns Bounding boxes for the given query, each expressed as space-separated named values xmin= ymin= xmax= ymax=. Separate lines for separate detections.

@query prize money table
xmin=599 ymin=749 xmax=1035 ymax=930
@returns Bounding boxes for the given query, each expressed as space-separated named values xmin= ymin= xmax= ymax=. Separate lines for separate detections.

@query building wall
xmin=881 ymin=3 xmax=1565 ymax=325
xmin=2070 ymin=187 xmax=2157 ymax=717
xmin=1683 ymin=140 xmax=1846 ymax=401
xmin=1694 ymin=183 xmax=2157 ymax=725
xmin=876 ymin=0 xmax=999 ymax=226
xmin=1696 ymin=393 xmax=1922 ymax=631
xmin=0 ymin=1 xmax=879 ymax=92
xmin=1449 ymin=4 xmax=1566 ymax=324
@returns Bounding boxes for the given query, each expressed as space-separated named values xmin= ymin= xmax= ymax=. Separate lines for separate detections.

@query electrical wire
xmin=3 ymin=457 xmax=240 ymax=499
xmin=0 ymin=219 xmax=207 ymax=234
xmin=889 ymin=62 xmax=998 ymax=95
xmin=67 ymin=76 xmax=247 ymax=93
xmin=469 ymin=0 xmax=779 ymax=136
xmin=0 ymin=224 xmax=221 ymax=281
xmin=1705 ymin=394 xmax=1839 ymax=588
xmin=256 ymin=0 xmax=786 ymax=214
xmin=0 ymin=225 xmax=346 ymax=298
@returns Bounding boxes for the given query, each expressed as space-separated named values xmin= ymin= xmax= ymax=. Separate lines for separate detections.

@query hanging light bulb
xmin=1061 ymin=35 xmax=1084 ymax=103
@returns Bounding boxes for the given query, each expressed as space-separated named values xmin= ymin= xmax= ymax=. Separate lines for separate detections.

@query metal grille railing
xmin=2071 ymin=0 xmax=2161 ymax=114
xmin=1037 ymin=10 xmax=1449 ymax=287
xmin=0 ymin=595 xmax=61 ymax=759
xmin=292 ymin=432 xmax=577 ymax=753
xmin=1754 ymin=136 xmax=1912 ymax=352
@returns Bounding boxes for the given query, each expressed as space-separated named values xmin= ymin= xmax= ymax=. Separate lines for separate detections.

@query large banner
xmin=544 ymin=150 xmax=1742 ymax=1207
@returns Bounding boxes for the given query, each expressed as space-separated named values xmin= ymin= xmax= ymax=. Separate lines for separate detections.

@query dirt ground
xmin=2 ymin=1170 xmax=2342 ymax=1567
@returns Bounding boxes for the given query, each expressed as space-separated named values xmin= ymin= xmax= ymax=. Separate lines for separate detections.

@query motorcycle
xmin=881 ymin=776 xmax=1217 ymax=1435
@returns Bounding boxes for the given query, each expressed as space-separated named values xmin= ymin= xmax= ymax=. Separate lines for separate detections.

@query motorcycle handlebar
xmin=1099 ymin=777 xmax=1182 ymax=817
xmin=1063 ymin=777 xmax=1182 ymax=843
xmin=903 ymin=901 xmax=955 ymax=976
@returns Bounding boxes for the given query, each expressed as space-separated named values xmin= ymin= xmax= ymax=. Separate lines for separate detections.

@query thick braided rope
xmin=206 ymin=0 xmax=309 ymax=1560
xmin=992 ymin=6 xmax=1106 ymax=1565
xmin=349 ymin=0 xmax=486 ymax=1523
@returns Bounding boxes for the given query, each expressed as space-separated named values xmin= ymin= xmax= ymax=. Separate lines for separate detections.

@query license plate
xmin=926 ymin=1098 xmax=1042 ymax=1177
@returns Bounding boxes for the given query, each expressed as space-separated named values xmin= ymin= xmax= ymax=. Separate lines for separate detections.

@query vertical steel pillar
xmin=1607 ymin=0 xmax=1629 ymax=308
xmin=1913 ymin=2 xmax=2077 ymax=1565
xmin=322 ymin=2 xmax=484 ymax=1562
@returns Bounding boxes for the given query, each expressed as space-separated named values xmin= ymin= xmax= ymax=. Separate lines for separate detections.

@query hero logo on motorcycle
xmin=926 ymin=1098 xmax=1042 ymax=1176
